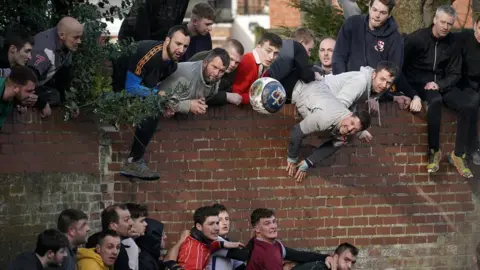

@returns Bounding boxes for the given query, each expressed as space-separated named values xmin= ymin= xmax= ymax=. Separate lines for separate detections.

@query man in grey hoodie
xmin=287 ymin=81 xmax=371 ymax=182
xmin=158 ymin=47 xmax=230 ymax=114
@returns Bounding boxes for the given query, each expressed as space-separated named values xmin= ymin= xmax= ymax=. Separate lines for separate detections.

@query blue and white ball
xmin=249 ymin=77 xmax=287 ymax=114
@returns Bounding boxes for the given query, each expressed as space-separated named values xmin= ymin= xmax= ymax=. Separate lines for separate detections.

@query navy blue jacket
xmin=332 ymin=14 xmax=404 ymax=74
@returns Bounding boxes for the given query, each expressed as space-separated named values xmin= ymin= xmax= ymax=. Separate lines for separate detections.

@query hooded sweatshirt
xmin=159 ymin=61 xmax=220 ymax=113
xmin=206 ymin=236 xmax=245 ymax=270
xmin=332 ymin=14 xmax=404 ymax=74
xmin=135 ymin=218 xmax=164 ymax=270
xmin=77 ymin=248 xmax=109 ymax=270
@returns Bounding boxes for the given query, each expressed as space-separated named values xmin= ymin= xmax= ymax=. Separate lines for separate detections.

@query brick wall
xmin=1 ymin=104 xmax=480 ymax=269
xmin=269 ymin=0 xmax=301 ymax=28
xmin=0 ymin=111 xmax=112 ymax=267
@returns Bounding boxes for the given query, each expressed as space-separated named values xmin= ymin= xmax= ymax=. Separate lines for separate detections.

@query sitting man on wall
xmin=232 ymin=32 xmax=283 ymax=105
xmin=117 ymin=25 xmax=190 ymax=181
xmin=398 ymin=5 xmax=478 ymax=178
xmin=287 ymin=80 xmax=371 ymax=182
xmin=8 ymin=229 xmax=69 ymax=270
xmin=28 ymin=16 xmax=83 ymax=118
xmin=0 ymin=27 xmax=33 ymax=77
xmin=452 ymin=15 xmax=480 ymax=166
xmin=77 ymin=230 xmax=121 ymax=270
xmin=267 ymin=27 xmax=321 ymax=102
xmin=189 ymin=38 xmax=245 ymax=106
xmin=0 ymin=65 xmax=38 ymax=129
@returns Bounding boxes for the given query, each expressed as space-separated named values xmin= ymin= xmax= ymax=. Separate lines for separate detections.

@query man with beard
xmin=180 ymin=2 xmax=215 ymax=62
xmin=118 ymin=25 xmax=190 ymax=181
xmin=313 ymin=37 xmax=336 ymax=76
xmin=118 ymin=0 xmax=190 ymax=42
xmin=0 ymin=65 xmax=38 ymax=129
xmin=177 ymin=206 xmax=244 ymax=270
xmin=158 ymin=47 xmax=230 ymax=115
xmin=287 ymin=81 xmax=371 ymax=182
xmin=46 ymin=209 xmax=90 ymax=270
xmin=0 ymin=27 xmax=33 ymax=77
xmin=77 ymin=230 xmax=121 ymax=270
xmin=8 ymin=229 xmax=69 ymax=270
xmin=189 ymin=38 xmax=245 ymax=106
xmin=28 ymin=16 xmax=84 ymax=119
xmin=398 ymin=5 xmax=476 ymax=178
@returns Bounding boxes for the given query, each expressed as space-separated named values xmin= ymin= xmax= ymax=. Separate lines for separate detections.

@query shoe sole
xmin=448 ymin=154 xmax=473 ymax=179
xmin=120 ymin=172 xmax=160 ymax=181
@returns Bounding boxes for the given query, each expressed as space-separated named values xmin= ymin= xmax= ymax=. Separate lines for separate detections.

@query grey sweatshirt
xmin=324 ymin=66 xmax=382 ymax=125
xmin=289 ymin=80 xmax=351 ymax=160
xmin=159 ymin=61 xmax=219 ymax=113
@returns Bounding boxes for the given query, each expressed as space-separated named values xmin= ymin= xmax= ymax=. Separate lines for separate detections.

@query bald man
xmin=314 ymin=37 xmax=336 ymax=76
xmin=28 ymin=16 xmax=84 ymax=118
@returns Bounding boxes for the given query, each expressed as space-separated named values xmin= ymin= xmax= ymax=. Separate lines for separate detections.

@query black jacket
xmin=454 ymin=29 xmax=480 ymax=91
xmin=7 ymin=252 xmax=44 ymax=270
xmin=118 ymin=0 xmax=190 ymax=42
xmin=401 ymin=26 xmax=461 ymax=97
xmin=136 ymin=218 xmax=165 ymax=270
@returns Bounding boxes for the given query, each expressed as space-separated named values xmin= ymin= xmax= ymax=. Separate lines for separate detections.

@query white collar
xmin=252 ymin=49 xmax=262 ymax=65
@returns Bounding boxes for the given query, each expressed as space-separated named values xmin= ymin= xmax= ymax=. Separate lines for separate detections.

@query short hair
xmin=320 ymin=36 xmax=336 ymax=44
xmin=292 ymin=27 xmax=315 ymax=44
xmin=334 ymin=242 xmax=359 ymax=257
xmin=353 ymin=111 xmax=371 ymax=131
xmin=369 ymin=0 xmax=396 ymax=13
xmin=212 ymin=203 xmax=228 ymax=213
xmin=4 ymin=27 xmax=34 ymax=51
xmin=375 ymin=61 xmax=399 ymax=78
xmin=476 ymin=14 xmax=480 ymax=24
xmin=192 ymin=2 xmax=216 ymax=21
xmin=57 ymin=209 xmax=88 ymax=233
xmin=6 ymin=66 xmax=38 ymax=86
xmin=167 ymin=24 xmax=190 ymax=39
xmin=250 ymin=208 xmax=275 ymax=227
xmin=101 ymin=204 xmax=128 ymax=231
xmin=125 ymin=203 xmax=148 ymax=219
xmin=204 ymin=47 xmax=230 ymax=69
xmin=34 ymin=229 xmax=69 ymax=256
xmin=224 ymin=38 xmax=245 ymax=55
xmin=435 ymin=5 xmax=456 ymax=18
xmin=193 ymin=206 xmax=220 ymax=226
xmin=97 ymin=230 xmax=120 ymax=246
xmin=258 ymin=32 xmax=283 ymax=49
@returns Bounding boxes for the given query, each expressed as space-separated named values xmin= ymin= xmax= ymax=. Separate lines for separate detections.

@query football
xmin=249 ymin=77 xmax=287 ymax=114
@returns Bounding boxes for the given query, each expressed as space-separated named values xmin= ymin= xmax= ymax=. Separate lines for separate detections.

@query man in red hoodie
xmin=177 ymin=206 xmax=244 ymax=270
xmin=232 ymin=32 xmax=283 ymax=105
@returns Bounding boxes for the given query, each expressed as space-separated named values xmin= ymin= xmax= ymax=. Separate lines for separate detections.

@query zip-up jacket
xmin=401 ymin=26 xmax=461 ymax=97
xmin=454 ymin=29 xmax=480 ymax=91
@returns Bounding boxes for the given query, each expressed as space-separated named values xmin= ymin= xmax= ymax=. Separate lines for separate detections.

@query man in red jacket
xmin=177 ymin=206 xmax=244 ymax=270
xmin=232 ymin=32 xmax=283 ymax=105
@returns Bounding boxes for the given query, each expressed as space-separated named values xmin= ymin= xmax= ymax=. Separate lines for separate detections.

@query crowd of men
xmin=2 ymin=0 xmax=480 ymax=181
xmin=3 ymin=0 xmax=480 ymax=267
xmin=7 ymin=204 xmax=358 ymax=270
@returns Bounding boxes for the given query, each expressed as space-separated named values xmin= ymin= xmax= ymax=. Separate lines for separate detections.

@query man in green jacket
xmin=0 ymin=66 xmax=38 ymax=129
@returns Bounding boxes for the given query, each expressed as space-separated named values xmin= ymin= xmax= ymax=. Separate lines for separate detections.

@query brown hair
xmin=192 ymin=2 xmax=216 ymax=21
xmin=292 ymin=27 xmax=315 ymax=44
xmin=369 ymin=0 xmax=396 ymax=13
